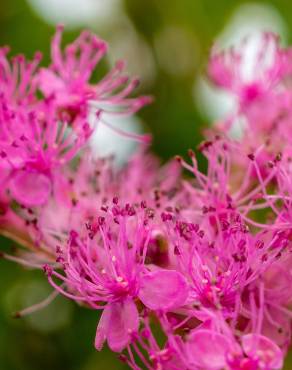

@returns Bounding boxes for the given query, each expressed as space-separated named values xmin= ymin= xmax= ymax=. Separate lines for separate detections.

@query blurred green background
xmin=1 ymin=0 xmax=292 ymax=369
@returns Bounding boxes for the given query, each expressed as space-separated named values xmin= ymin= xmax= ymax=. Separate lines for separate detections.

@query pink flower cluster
xmin=1 ymin=29 xmax=292 ymax=369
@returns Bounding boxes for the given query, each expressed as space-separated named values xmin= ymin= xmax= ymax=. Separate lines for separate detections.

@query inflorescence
xmin=1 ymin=29 xmax=292 ymax=369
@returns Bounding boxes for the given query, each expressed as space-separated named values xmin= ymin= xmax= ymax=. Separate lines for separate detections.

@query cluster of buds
xmin=1 ymin=29 xmax=292 ymax=369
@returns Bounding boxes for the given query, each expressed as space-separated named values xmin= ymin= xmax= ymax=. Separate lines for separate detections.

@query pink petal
xmin=38 ymin=68 xmax=66 ymax=97
xmin=139 ymin=269 xmax=189 ymax=310
xmin=98 ymin=300 xmax=139 ymax=353
xmin=94 ymin=305 xmax=111 ymax=351
xmin=261 ymin=306 xmax=290 ymax=347
xmin=242 ymin=334 xmax=283 ymax=369
xmin=10 ymin=171 xmax=51 ymax=206
xmin=186 ymin=329 xmax=231 ymax=369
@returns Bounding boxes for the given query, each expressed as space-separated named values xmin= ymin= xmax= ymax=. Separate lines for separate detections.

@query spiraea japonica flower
xmin=2 ymin=28 xmax=292 ymax=370
xmin=44 ymin=200 xmax=189 ymax=353
xmin=209 ymin=33 xmax=292 ymax=170
xmin=38 ymin=25 xmax=152 ymax=133
xmin=208 ymin=33 xmax=290 ymax=108
xmin=0 ymin=26 xmax=151 ymax=208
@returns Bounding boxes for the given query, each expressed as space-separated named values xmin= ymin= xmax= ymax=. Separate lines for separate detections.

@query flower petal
xmin=242 ymin=334 xmax=283 ymax=369
xmin=38 ymin=68 xmax=66 ymax=97
xmin=94 ymin=305 xmax=111 ymax=351
xmin=10 ymin=171 xmax=51 ymax=206
xmin=106 ymin=299 xmax=139 ymax=352
xmin=139 ymin=269 xmax=188 ymax=310
xmin=186 ymin=329 xmax=231 ymax=369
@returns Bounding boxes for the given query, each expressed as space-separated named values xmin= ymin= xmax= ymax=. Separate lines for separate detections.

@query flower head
xmin=45 ymin=201 xmax=189 ymax=352
xmin=38 ymin=26 xmax=152 ymax=125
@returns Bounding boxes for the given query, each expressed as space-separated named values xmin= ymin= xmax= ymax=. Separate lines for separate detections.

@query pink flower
xmin=45 ymin=202 xmax=189 ymax=352
xmin=3 ymin=29 xmax=292 ymax=370
xmin=208 ymin=33 xmax=292 ymax=160
xmin=178 ymin=137 xmax=283 ymax=231
xmin=0 ymin=26 xmax=153 ymax=208
xmin=0 ymin=26 xmax=179 ymax=285
xmin=38 ymin=26 xmax=152 ymax=125
xmin=208 ymin=33 xmax=289 ymax=108
xmin=0 ymin=101 xmax=92 ymax=206
xmin=35 ymin=146 xmax=187 ymax=253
